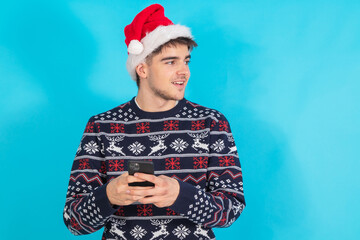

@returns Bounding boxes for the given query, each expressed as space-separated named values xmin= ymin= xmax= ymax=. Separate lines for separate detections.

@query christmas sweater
xmin=63 ymin=97 xmax=245 ymax=240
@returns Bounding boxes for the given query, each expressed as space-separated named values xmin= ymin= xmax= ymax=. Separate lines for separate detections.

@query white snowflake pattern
xmin=84 ymin=141 xmax=99 ymax=154
xmin=170 ymin=138 xmax=189 ymax=153
xmin=210 ymin=139 xmax=225 ymax=152
xmin=172 ymin=224 xmax=190 ymax=239
xmin=128 ymin=141 xmax=146 ymax=155
xmin=130 ymin=225 xmax=147 ymax=239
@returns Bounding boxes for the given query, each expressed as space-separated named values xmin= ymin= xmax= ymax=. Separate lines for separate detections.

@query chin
xmin=154 ymin=88 xmax=185 ymax=101
xmin=173 ymin=94 xmax=185 ymax=101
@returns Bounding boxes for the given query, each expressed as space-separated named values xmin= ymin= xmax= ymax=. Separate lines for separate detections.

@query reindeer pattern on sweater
xmin=63 ymin=97 xmax=245 ymax=240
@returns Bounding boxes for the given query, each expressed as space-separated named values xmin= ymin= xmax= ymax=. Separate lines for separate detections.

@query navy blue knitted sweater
xmin=63 ymin=97 xmax=245 ymax=240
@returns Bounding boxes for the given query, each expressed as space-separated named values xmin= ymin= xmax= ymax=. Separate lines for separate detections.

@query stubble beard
xmin=150 ymin=84 xmax=184 ymax=101
xmin=148 ymin=74 xmax=186 ymax=101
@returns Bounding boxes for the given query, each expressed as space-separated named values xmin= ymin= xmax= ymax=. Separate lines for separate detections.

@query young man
xmin=63 ymin=4 xmax=245 ymax=240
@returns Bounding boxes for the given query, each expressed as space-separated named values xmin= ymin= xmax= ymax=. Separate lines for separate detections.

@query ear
xmin=135 ymin=63 xmax=148 ymax=79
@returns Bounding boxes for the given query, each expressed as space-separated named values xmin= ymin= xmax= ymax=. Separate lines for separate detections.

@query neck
xmin=136 ymin=91 xmax=178 ymax=112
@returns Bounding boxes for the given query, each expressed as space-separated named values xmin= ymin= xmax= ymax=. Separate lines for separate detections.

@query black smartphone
xmin=128 ymin=160 xmax=155 ymax=187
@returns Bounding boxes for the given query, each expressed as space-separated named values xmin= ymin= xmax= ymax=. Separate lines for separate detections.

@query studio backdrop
xmin=0 ymin=0 xmax=359 ymax=239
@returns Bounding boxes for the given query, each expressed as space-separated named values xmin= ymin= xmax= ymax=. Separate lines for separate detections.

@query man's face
xmin=141 ymin=44 xmax=191 ymax=101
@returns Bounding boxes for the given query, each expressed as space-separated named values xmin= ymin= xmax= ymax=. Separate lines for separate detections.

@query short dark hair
xmin=136 ymin=37 xmax=198 ymax=87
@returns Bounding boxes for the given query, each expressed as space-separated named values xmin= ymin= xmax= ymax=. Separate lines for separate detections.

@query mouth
xmin=171 ymin=81 xmax=185 ymax=86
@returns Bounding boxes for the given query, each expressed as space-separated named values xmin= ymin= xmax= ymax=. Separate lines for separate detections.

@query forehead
xmin=153 ymin=44 xmax=190 ymax=59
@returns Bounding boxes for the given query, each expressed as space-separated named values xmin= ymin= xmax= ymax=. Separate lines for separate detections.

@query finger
xmin=129 ymin=195 xmax=145 ymax=202
xmin=134 ymin=173 xmax=161 ymax=185
xmin=127 ymin=175 xmax=147 ymax=183
xmin=129 ymin=188 xmax=156 ymax=197
xmin=121 ymin=188 xmax=146 ymax=201
xmin=128 ymin=186 xmax=154 ymax=191
xmin=138 ymin=195 xmax=160 ymax=205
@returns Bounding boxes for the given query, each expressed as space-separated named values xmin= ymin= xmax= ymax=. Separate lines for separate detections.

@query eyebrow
xmin=160 ymin=55 xmax=191 ymax=61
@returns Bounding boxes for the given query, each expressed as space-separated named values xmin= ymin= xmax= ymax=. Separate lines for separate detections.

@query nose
xmin=177 ymin=62 xmax=190 ymax=77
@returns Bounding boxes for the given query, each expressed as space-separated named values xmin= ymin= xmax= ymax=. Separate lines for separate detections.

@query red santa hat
xmin=124 ymin=4 xmax=193 ymax=80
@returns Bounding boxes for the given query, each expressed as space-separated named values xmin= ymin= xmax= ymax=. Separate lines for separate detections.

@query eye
xmin=185 ymin=60 xmax=191 ymax=65
xmin=165 ymin=61 xmax=175 ymax=65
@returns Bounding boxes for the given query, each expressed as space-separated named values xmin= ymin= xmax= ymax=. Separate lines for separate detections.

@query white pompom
xmin=128 ymin=40 xmax=144 ymax=55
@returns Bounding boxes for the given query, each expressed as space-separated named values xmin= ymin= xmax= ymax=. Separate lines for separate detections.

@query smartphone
xmin=128 ymin=160 xmax=155 ymax=187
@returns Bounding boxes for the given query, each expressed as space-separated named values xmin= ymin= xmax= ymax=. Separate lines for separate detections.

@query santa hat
xmin=124 ymin=4 xmax=193 ymax=80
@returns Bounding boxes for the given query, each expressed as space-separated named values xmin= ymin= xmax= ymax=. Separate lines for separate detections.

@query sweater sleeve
xmin=63 ymin=117 xmax=117 ymax=235
xmin=169 ymin=114 xmax=245 ymax=228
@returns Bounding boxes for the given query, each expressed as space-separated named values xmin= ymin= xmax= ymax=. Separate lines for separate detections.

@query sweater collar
xmin=130 ymin=96 xmax=186 ymax=119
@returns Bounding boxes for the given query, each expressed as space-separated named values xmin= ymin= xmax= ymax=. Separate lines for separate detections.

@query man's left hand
xmin=128 ymin=173 xmax=180 ymax=208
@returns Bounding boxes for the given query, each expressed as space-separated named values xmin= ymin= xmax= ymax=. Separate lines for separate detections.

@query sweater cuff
xmin=92 ymin=183 xmax=119 ymax=218
xmin=169 ymin=180 xmax=198 ymax=214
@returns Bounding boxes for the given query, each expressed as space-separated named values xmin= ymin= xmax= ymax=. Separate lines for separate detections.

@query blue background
xmin=1 ymin=0 xmax=359 ymax=239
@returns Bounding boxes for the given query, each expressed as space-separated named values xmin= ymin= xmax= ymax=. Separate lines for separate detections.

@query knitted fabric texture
xmin=63 ymin=97 xmax=245 ymax=240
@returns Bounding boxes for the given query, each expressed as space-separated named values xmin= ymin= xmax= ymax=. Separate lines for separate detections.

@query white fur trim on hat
xmin=128 ymin=40 xmax=144 ymax=55
xmin=126 ymin=24 xmax=193 ymax=81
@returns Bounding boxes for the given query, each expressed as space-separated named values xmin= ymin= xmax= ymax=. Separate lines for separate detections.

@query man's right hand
xmin=106 ymin=172 xmax=152 ymax=206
